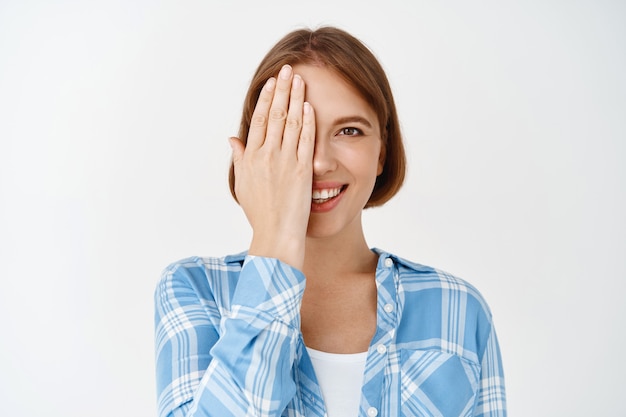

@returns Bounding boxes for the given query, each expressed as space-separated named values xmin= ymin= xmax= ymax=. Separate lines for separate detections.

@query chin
xmin=306 ymin=211 xmax=363 ymax=240
xmin=306 ymin=217 xmax=341 ymax=239
xmin=305 ymin=225 xmax=335 ymax=240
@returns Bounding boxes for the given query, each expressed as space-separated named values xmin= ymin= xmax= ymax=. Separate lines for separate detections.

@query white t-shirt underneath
xmin=306 ymin=347 xmax=368 ymax=417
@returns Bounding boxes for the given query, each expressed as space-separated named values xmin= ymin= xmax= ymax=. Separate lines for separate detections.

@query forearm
xmin=187 ymin=318 xmax=299 ymax=416
xmin=184 ymin=256 xmax=305 ymax=417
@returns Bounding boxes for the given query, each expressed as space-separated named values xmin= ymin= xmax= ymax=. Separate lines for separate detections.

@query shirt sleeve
xmin=474 ymin=323 xmax=507 ymax=416
xmin=154 ymin=256 xmax=306 ymax=417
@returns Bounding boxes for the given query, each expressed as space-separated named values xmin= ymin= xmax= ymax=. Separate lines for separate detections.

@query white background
xmin=1 ymin=1 xmax=624 ymax=416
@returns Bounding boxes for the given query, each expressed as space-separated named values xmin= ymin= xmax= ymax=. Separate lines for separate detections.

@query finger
xmin=281 ymin=74 xmax=305 ymax=154
xmin=246 ymin=77 xmax=276 ymax=150
xmin=297 ymin=102 xmax=316 ymax=164
xmin=264 ymin=64 xmax=293 ymax=149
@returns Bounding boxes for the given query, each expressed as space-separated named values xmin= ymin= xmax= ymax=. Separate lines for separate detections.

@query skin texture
xmin=230 ymin=64 xmax=382 ymax=352
xmin=295 ymin=64 xmax=383 ymax=241
xmin=230 ymin=65 xmax=315 ymax=270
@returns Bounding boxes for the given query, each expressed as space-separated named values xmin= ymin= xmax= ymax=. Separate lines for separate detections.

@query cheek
xmin=342 ymin=144 xmax=383 ymax=180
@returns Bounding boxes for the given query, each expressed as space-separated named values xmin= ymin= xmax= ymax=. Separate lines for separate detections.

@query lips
xmin=310 ymin=183 xmax=347 ymax=212
xmin=311 ymin=187 xmax=342 ymax=204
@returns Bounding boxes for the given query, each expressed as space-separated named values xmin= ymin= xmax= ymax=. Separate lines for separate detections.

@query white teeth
xmin=312 ymin=187 xmax=342 ymax=202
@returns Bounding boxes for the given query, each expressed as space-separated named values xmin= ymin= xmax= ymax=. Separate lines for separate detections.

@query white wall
xmin=1 ymin=1 xmax=624 ymax=416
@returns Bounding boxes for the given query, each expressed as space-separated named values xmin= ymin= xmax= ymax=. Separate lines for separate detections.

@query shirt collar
xmin=223 ymin=251 xmax=247 ymax=265
xmin=225 ymin=248 xmax=430 ymax=273
xmin=371 ymin=248 xmax=433 ymax=273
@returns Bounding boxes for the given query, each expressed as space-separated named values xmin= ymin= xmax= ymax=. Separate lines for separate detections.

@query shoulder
xmin=376 ymin=249 xmax=494 ymax=318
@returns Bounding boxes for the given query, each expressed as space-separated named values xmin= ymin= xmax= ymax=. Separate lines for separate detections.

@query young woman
xmin=155 ymin=27 xmax=506 ymax=417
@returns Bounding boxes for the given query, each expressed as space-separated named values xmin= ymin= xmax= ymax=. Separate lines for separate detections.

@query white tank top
xmin=306 ymin=347 xmax=368 ymax=417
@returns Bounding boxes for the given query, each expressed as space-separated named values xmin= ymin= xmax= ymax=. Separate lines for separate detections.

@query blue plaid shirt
xmin=155 ymin=249 xmax=506 ymax=417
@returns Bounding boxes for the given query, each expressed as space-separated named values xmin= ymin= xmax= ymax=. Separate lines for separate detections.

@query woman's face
xmin=293 ymin=64 xmax=383 ymax=240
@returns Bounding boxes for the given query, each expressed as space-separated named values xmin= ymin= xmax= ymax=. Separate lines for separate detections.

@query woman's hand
xmin=229 ymin=65 xmax=316 ymax=270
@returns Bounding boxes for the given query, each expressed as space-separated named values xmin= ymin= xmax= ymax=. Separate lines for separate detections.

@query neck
xmin=302 ymin=219 xmax=378 ymax=280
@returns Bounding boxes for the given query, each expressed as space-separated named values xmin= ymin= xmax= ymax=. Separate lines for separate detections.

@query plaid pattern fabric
xmin=155 ymin=250 xmax=506 ymax=417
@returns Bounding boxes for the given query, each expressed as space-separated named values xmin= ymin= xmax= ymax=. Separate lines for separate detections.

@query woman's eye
xmin=339 ymin=127 xmax=362 ymax=136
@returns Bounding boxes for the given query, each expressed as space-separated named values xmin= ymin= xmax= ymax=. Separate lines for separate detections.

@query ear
xmin=377 ymin=141 xmax=386 ymax=176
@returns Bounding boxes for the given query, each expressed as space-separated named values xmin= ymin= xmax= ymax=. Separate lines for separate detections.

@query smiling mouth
xmin=311 ymin=186 xmax=346 ymax=204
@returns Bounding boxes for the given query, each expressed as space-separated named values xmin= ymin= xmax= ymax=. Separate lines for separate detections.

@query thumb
xmin=228 ymin=136 xmax=245 ymax=164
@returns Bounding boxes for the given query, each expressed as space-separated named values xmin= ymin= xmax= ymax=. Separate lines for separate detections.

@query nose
xmin=312 ymin=137 xmax=337 ymax=177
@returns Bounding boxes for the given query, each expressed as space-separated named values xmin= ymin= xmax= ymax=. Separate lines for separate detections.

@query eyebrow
xmin=332 ymin=116 xmax=373 ymax=129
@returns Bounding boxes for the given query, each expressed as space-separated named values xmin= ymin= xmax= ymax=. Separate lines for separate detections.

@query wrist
xmin=249 ymin=235 xmax=305 ymax=271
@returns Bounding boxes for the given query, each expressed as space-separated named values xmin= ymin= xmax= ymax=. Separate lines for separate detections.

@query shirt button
xmin=384 ymin=258 xmax=393 ymax=268
xmin=384 ymin=303 xmax=394 ymax=313
xmin=376 ymin=344 xmax=387 ymax=354
xmin=367 ymin=407 xmax=378 ymax=417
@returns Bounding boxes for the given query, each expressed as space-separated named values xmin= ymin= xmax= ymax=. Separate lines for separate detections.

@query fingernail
xmin=265 ymin=77 xmax=276 ymax=92
xmin=303 ymin=102 xmax=311 ymax=114
xmin=279 ymin=64 xmax=292 ymax=80
xmin=292 ymin=74 xmax=301 ymax=89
